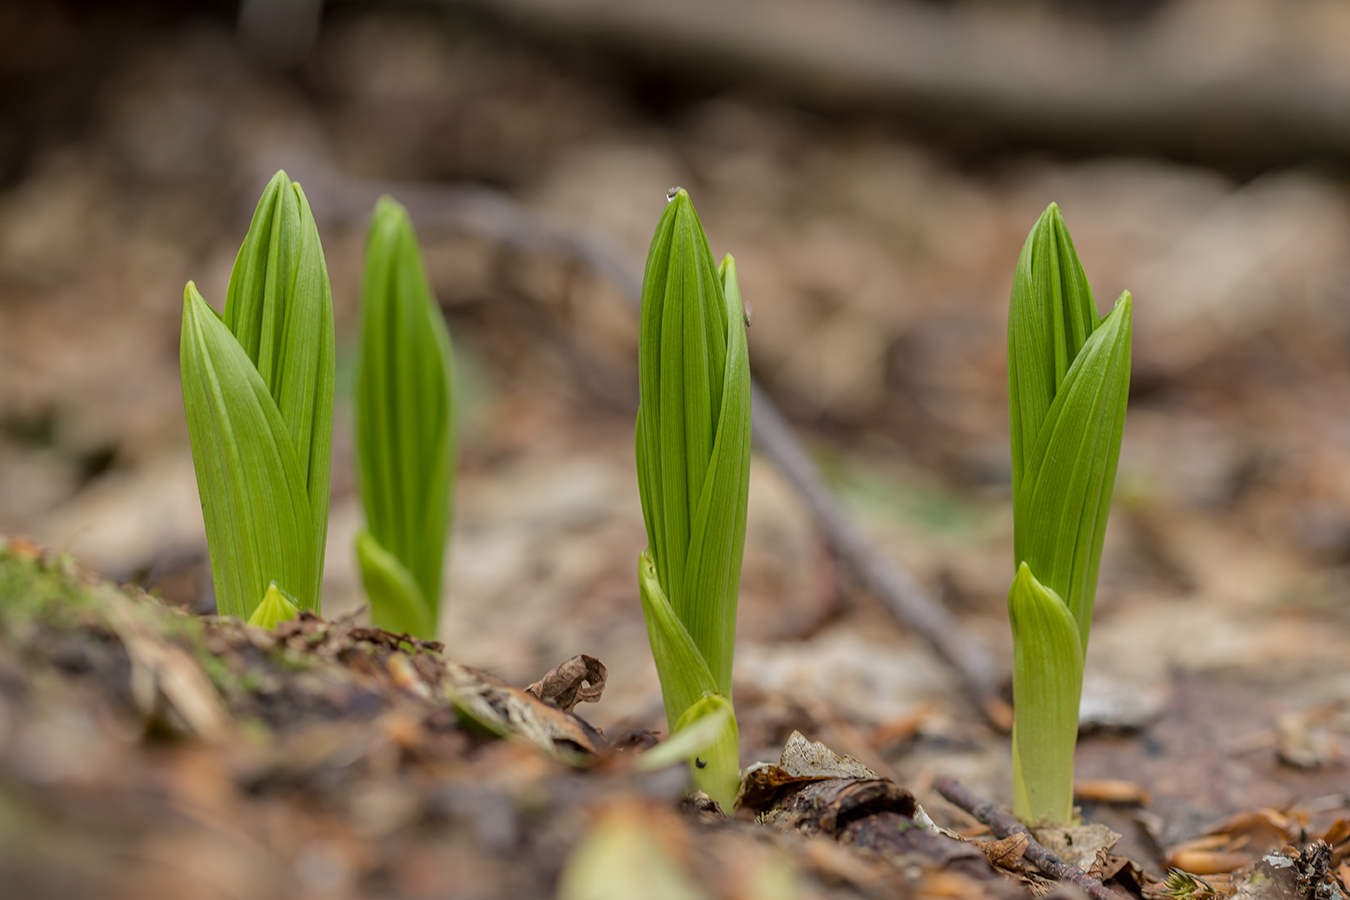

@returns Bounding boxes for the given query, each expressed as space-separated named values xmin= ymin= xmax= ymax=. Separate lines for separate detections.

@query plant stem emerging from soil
xmin=277 ymin=154 xmax=1007 ymax=728
xmin=934 ymin=775 xmax=1124 ymax=900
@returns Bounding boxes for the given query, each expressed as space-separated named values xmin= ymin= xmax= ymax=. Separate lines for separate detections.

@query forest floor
xmin=1 ymin=3 xmax=1350 ymax=898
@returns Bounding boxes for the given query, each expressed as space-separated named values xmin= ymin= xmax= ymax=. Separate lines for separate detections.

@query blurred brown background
xmin=2 ymin=0 xmax=1350 ymax=845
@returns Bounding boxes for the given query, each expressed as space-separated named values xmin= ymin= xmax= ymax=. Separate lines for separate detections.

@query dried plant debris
xmin=1165 ymin=808 xmax=1315 ymax=876
xmin=1032 ymin=823 xmax=1122 ymax=877
xmin=0 ymin=541 xmax=1046 ymax=899
xmin=1264 ymin=841 xmax=1349 ymax=900
xmin=1147 ymin=818 xmax=1350 ymax=900
xmin=3 ymin=539 xmax=1332 ymax=900
xmin=980 ymin=833 xmax=1032 ymax=872
xmin=445 ymin=660 xmax=606 ymax=762
xmin=524 ymin=653 xmax=608 ymax=712
xmin=737 ymin=730 xmax=879 ymax=809
xmin=1275 ymin=705 xmax=1350 ymax=770
xmin=741 ymin=731 xmax=1021 ymax=896
xmin=1074 ymin=779 xmax=1154 ymax=807
xmin=1148 ymin=868 xmax=1227 ymax=900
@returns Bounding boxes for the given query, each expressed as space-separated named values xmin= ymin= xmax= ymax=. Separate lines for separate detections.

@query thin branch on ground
xmin=276 ymin=153 xmax=1006 ymax=726
xmin=933 ymin=776 xmax=1123 ymax=900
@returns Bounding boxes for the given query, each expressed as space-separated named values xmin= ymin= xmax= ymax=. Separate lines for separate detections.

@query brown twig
xmin=274 ymin=153 xmax=1006 ymax=726
xmin=933 ymin=775 xmax=1123 ymax=900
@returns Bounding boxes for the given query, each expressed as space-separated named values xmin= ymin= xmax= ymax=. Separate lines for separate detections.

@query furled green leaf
xmin=248 ymin=581 xmax=301 ymax=629
xmin=673 ymin=692 xmax=741 ymax=810
xmin=222 ymin=171 xmax=335 ymax=591
xmin=635 ymin=555 xmax=742 ymax=809
xmin=355 ymin=196 xmax=456 ymax=639
xmin=1008 ymin=562 xmax=1083 ymax=826
xmin=1006 ymin=204 xmax=1133 ymax=827
xmin=1014 ymin=293 xmax=1132 ymax=649
xmin=634 ymin=190 xmax=751 ymax=698
xmin=638 ymin=550 xmax=718 ymax=728
xmin=1008 ymin=202 xmax=1098 ymax=499
xmin=639 ymin=520 xmax=745 ymax=809
xmin=180 ymin=282 xmax=317 ymax=617
xmin=355 ymin=528 xmax=432 ymax=638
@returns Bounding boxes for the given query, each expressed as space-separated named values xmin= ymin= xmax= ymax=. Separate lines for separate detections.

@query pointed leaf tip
xmin=248 ymin=581 xmax=301 ymax=629
xmin=221 ymin=168 xmax=336 ymax=599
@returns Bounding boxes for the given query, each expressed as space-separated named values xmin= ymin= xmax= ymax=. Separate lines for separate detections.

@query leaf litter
xmin=0 ymin=539 xmax=1067 ymax=899
xmin=23 ymin=537 xmax=1344 ymax=900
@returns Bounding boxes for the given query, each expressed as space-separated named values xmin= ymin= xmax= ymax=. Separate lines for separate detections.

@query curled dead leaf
xmin=443 ymin=662 xmax=603 ymax=764
xmin=524 ymin=654 xmax=607 ymax=712
xmin=980 ymin=832 xmax=1030 ymax=871
xmin=759 ymin=777 xmax=918 ymax=839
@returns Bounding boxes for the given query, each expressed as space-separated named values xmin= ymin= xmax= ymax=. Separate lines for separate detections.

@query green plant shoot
xmin=181 ymin=170 xmax=335 ymax=620
xmin=354 ymin=197 xmax=456 ymax=638
xmin=248 ymin=581 xmax=301 ymax=629
xmin=635 ymin=189 xmax=751 ymax=809
xmin=1007 ymin=203 xmax=1132 ymax=825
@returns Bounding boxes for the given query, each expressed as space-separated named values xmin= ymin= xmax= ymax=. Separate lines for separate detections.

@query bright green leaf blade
xmin=679 ymin=253 xmax=751 ymax=696
xmin=1015 ymin=293 xmax=1132 ymax=649
xmin=248 ymin=581 xmax=301 ymax=629
xmin=635 ymin=189 xmax=728 ymax=627
xmin=355 ymin=529 xmax=433 ymax=638
xmin=638 ymin=550 xmax=718 ymax=732
xmin=1008 ymin=203 xmax=1098 ymax=495
xmin=673 ymin=692 xmax=741 ymax=811
xmin=223 ymin=170 xmax=336 ymax=592
xmin=1008 ymin=562 xmax=1083 ymax=826
xmin=355 ymin=197 xmax=455 ymax=637
xmin=180 ymin=282 xmax=317 ymax=618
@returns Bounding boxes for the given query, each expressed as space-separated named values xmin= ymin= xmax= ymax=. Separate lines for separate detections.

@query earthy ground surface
xmin=2 ymin=1 xmax=1350 ymax=898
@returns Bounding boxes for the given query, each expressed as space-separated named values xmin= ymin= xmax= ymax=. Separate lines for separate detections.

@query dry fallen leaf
xmin=524 ymin=654 xmax=607 ymax=712
xmin=1165 ymin=850 xmax=1253 ymax=876
xmin=443 ymin=661 xmax=605 ymax=763
xmin=1074 ymin=778 xmax=1153 ymax=806
xmin=978 ymin=832 xmax=1029 ymax=871
xmin=779 ymin=730 xmax=877 ymax=779
xmin=1032 ymin=822 xmax=1120 ymax=875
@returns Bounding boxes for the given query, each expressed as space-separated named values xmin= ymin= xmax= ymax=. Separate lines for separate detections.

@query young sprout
xmin=248 ymin=581 xmax=301 ymax=629
xmin=1007 ymin=203 xmax=1132 ymax=825
xmin=180 ymin=170 xmax=335 ymax=620
xmin=354 ymin=197 xmax=456 ymax=639
xmin=635 ymin=189 xmax=752 ymax=809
